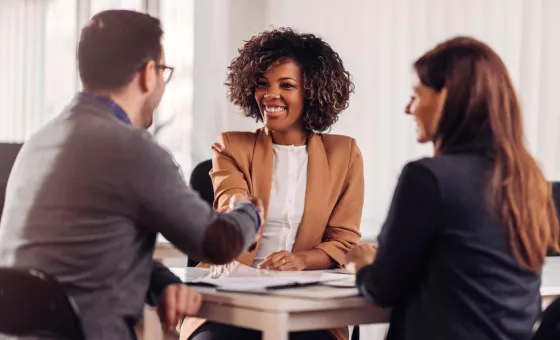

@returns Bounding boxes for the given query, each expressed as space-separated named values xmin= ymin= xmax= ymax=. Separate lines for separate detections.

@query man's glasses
xmin=138 ymin=61 xmax=174 ymax=84
xmin=155 ymin=63 xmax=174 ymax=84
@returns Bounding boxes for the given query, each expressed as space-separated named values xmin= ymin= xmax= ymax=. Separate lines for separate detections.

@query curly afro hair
xmin=226 ymin=27 xmax=354 ymax=133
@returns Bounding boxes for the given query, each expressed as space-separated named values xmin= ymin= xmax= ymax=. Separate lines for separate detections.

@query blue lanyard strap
xmin=77 ymin=92 xmax=132 ymax=125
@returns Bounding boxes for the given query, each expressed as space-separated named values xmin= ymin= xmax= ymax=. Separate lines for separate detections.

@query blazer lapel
xmin=236 ymin=128 xmax=274 ymax=266
xmin=250 ymin=128 xmax=274 ymax=213
xmin=292 ymin=134 xmax=331 ymax=252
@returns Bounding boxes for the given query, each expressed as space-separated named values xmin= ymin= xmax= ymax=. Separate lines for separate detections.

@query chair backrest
xmin=0 ymin=143 xmax=22 ymax=222
xmin=533 ymin=297 xmax=560 ymax=340
xmin=548 ymin=182 xmax=560 ymax=256
xmin=0 ymin=267 xmax=84 ymax=339
xmin=189 ymin=159 xmax=214 ymax=206
xmin=552 ymin=181 xmax=560 ymax=218
xmin=187 ymin=159 xmax=214 ymax=267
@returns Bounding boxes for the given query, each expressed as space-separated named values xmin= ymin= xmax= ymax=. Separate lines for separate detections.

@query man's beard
xmin=139 ymin=98 xmax=158 ymax=129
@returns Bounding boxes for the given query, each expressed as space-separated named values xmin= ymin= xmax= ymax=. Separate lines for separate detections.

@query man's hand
xmin=257 ymin=250 xmax=307 ymax=271
xmin=229 ymin=193 xmax=264 ymax=226
xmin=229 ymin=193 xmax=265 ymax=251
xmin=345 ymin=243 xmax=378 ymax=273
xmin=157 ymin=283 xmax=202 ymax=331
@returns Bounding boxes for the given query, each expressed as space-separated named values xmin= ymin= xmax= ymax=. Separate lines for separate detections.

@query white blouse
xmin=252 ymin=144 xmax=308 ymax=267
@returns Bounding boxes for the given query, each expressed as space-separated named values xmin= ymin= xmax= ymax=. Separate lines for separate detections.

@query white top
xmin=252 ymin=144 xmax=308 ymax=267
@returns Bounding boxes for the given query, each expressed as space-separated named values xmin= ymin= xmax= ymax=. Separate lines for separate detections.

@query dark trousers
xmin=189 ymin=321 xmax=333 ymax=340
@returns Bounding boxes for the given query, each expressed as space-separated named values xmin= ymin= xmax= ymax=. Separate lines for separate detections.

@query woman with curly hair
xmin=181 ymin=28 xmax=363 ymax=340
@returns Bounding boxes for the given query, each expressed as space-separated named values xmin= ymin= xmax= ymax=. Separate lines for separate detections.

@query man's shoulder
xmin=22 ymin=98 xmax=156 ymax=164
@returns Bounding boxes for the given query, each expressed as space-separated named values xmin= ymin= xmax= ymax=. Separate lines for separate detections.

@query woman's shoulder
xmin=320 ymin=133 xmax=358 ymax=149
xmin=219 ymin=130 xmax=259 ymax=143
xmin=319 ymin=133 xmax=361 ymax=159
xmin=320 ymin=133 xmax=355 ymax=143
xmin=409 ymin=154 xmax=491 ymax=193
xmin=215 ymin=130 xmax=262 ymax=150
xmin=415 ymin=152 xmax=490 ymax=176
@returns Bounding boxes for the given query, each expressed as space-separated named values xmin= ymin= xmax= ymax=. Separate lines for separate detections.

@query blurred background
xmin=2 ymin=1 xmax=560 ymax=338
xmin=1 ymin=0 xmax=559 ymax=252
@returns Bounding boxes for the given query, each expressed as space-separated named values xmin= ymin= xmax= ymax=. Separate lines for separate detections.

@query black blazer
xmin=357 ymin=141 xmax=541 ymax=340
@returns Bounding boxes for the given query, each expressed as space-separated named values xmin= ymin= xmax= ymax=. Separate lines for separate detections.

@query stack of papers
xmin=186 ymin=263 xmax=356 ymax=292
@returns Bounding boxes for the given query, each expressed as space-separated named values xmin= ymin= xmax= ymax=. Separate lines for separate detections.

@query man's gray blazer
xmin=0 ymin=96 xmax=258 ymax=340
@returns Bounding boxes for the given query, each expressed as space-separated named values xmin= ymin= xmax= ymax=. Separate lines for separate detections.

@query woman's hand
xmin=257 ymin=250 xmax=307 ymax=271
xmin=345 ymin=243 xmax=378 ymax=273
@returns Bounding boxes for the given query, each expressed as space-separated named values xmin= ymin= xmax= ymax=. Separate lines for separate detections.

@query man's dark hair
xmin=78 ymin=10 xmax=163 ymax=91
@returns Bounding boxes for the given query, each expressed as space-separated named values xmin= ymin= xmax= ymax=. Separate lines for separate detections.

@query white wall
xmin=191 ymin=0 xmax=265 ymax=165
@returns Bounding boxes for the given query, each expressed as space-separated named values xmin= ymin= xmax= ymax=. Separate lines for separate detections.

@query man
xmin=0 ymin=10 xmax=261 ymax=340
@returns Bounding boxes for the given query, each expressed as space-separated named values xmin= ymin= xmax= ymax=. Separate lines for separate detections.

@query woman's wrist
xmin=294 ymin=249 xmax=334 ymax=270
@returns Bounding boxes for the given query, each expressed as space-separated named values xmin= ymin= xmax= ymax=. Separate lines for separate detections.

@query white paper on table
xmin=267 ymin=285 xmax=360 ymax=299
xmin=320 ymin=275 xmax=356 ymax=288
xmin=186 ymin=263 xmax=353 ymax=291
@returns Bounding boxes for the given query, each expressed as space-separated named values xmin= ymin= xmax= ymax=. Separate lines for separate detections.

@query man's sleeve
xmin=128 ymin=132 xmax=259 ymax=264
xmin=145 ymin=260 xmax=182 ymax=307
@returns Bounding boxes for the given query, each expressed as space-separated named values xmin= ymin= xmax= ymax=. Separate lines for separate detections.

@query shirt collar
xmin=76 ymin=92 xmax=132 ymax=125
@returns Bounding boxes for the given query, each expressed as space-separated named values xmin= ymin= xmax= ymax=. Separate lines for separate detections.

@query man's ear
xmin=139 ymin=60 xmax=157 ymax=93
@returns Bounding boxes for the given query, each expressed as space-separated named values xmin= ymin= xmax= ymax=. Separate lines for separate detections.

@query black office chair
xmin=533 ymin=297 xmax=560 ymax=339
xmin=187 ymin=159 xmax=214 ymax=267
xmin=553 ymin=181 xmax=560 ymax=215
xmin=547 ymin=182 xmax=560 ymax=256
xmin=553 ymin=181 xmax=560 ymax=216
xmin=0 ymin=143 xmax=22 ymax=222
xmin=0 ymin=267 xmax=84 ymax=339
xmin=351 ymin=325 xmax=360 ymax=340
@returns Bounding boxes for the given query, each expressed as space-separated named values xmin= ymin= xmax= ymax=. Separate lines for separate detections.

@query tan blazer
xmin=181 ymin=128 xmax=364 ymax=340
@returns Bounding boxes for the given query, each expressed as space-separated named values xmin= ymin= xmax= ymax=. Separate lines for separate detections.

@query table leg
xmin=262 ymin=312 xmax=289 ymax=340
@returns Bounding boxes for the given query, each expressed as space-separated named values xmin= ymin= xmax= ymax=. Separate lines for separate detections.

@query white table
xmin=189 ymin=286 xmax=389 ymax=340
xmin=146 ymin=258 xmax=560 ymax=340
xmin=541 ymin=257 xmax=560 ymax=308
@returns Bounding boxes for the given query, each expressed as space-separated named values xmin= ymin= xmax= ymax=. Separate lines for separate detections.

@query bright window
xmin=90 ymin=0 xmax=143 ymax=14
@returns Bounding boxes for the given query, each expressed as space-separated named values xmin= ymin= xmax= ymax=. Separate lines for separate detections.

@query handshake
xmin=229 ymin=193 xmax=265 ymax=251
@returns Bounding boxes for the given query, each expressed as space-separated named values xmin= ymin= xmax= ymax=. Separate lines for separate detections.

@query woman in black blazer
xmin=346 ymin=37 xmax=560 ymax=340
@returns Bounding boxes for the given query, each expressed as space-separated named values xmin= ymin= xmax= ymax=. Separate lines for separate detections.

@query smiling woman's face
xmin=405 ymin=72 xmax=447 ymax=143
xmin=254 ymin=58 xmax=305 ymax=133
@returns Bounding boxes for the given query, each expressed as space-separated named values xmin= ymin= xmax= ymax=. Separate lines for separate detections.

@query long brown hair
xmin=414 ymin=37 xmax=559 ymax=272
